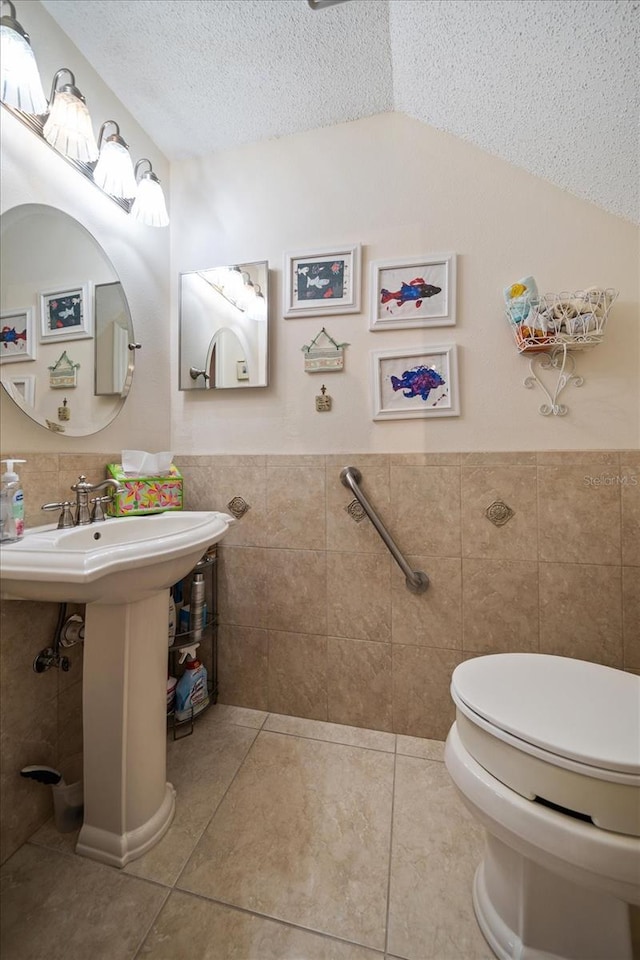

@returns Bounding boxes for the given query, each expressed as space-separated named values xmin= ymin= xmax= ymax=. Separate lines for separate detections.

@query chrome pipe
xmin=340 ymin=466 xmax=429 ymax=594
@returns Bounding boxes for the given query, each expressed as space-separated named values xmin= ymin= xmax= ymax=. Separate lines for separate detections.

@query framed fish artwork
xmin=39 ymin=283 xmax=92 ymax=343
xmin=283 ymin=244 xmax=361 ymax=318
xmin=0 ymin=307 xmax=37 ymax=363
xmin=369 ymin=254 xmax=456 ymax=330
xmin=371 ymin=344 xmax=460 ymax=420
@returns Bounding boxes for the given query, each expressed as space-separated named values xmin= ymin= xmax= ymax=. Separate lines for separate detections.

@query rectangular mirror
xmin=179 ymin=261 xmax=269 ymax=390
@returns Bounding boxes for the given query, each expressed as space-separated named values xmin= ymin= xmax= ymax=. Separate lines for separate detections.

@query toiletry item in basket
xmin=0 ymin=459 xmax=26 ymax=542
xmin=168 ymin=592 xmax=177 ymax=645
xmin=175 ymin=644 xmax=209 ymax=721
xmin=504 ymin=276 xmax=538 ymax=324
xmin=190 ymin=572 xmax=205 ymax=642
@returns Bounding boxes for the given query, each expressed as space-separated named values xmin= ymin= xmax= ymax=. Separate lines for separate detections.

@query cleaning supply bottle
xmin=168 ymin=590 xmax=177 ymax=646
xmin=174 ymin=643 xmax=209 ymax=721
xmin=0 ymin=459 xmax=26 ymax=543
xmin=190 ymin=572 xmax=205 ymax=642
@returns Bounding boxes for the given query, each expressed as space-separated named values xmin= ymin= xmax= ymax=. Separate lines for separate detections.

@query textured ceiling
xmin=41 ymin=0 xmax=639 ymax=223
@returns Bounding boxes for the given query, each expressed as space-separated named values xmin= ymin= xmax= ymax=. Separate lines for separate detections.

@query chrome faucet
xmin=42 ymin=475 xmax=124 ymax=527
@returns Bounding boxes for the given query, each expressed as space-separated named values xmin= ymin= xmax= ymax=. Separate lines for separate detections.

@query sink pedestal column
xmin=75 ymin=591 xmax=175 ymax=868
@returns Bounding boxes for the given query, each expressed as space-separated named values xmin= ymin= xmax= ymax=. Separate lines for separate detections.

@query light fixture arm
xmin=134 ymin=157 xmax=160 ymax=183
xmin=48 ymin=67 xmax=84 ymax=106
xmin=97 ymin=119 xmax=128 ymax=150
xmin=0 ymin=0 xmax=28 ymax=40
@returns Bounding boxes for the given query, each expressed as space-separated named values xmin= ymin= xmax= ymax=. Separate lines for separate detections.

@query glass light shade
xmin=43 ymin=91 xmax=99 ymax=162
xmin=0 ymin=24 xmax=47 ymax=113
xmin=130 ymin=176 xmax=169 ymax=227
xmin=93 ymin=139 xmax=137 ymax=199
xmin=222 ymin=267 xmax=245 ymax=302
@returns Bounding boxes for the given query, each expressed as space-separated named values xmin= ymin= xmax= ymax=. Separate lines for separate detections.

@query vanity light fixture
xmin=129 ymin=158 xmax=169 ymax=228
xmin=93 ymin=120 xmax=137 ymax=200
xmin=43 ymin=68 xmax=99 ymax=163
xmin=0 ymin=0 xmax=46 ymax=113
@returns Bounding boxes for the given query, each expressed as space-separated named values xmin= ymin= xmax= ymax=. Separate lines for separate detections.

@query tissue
xmin=121 ymin=450 xmax=174 ymax=477
xmin=107 ymin=453 xmax=183 ymax=516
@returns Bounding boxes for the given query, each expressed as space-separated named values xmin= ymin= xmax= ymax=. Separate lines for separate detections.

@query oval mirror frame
xmin=179 ymin=261 xmax=269 ymax=390
xmin=0 ymin=204 xmax=135 ymax=437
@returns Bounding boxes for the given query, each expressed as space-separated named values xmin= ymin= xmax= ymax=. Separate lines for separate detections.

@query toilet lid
xmin=451 ymin=654 xmax=640 ymax=776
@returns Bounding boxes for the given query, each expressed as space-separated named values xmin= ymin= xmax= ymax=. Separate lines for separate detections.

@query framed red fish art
xmin=371 ymin=344 xmax=460 ymax=420
xmin=39 ymin=283 xmax=92 ymax=343
xmin=369 ymin=254 xmax=456 ymax=331
xmin=283 ymin=244 xmax=361 ymax=318
xmin=0 ymin=306 xmax=37 ymax=363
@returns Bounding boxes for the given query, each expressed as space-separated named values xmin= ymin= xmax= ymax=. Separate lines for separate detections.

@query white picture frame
xmin=0 ymin=307 xmax=37 ymax=362
xmin=5 ymin=374 xmax=36 ymax=406
xmin=369 ymin=253 xmax=456 ymax=330
xmin=371 ymin=344 xmax=460 ymax=420
xmin=39 ymin=283 xmax=92 ymax=342
xmin=283 ymin=244 xmax=361 ymax=318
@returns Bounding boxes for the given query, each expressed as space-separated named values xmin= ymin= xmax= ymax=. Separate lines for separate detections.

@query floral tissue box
xmin=106 ymin=463 xmax=183 ymax=516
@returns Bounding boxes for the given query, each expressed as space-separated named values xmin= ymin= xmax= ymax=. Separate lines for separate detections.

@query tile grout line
xmin=383 ymin=746 xmax=399 ymax=958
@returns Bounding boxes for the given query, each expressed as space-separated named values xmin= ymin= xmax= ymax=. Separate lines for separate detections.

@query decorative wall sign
xmin=370 ymin=254 xmax=456 ymax=330
xmin=0 ymin=307 xmax=37 ymax=362
xmin=40 ymin=283 xmax=92 ymax=342
xmin=371 ymin=344 xmax=460 ymax=420
xmin=315 ymin=384 xmax=332 ymax=411
xmin=48 ymin=350 xmax=80 ymax=389
xmin=284 ymin=244 xmax=361 ymax=318
xmin=302 ymin=327 xmax=349 ymax=373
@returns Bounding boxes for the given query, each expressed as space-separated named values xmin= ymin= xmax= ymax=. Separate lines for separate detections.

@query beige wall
xmin=171 ymin=112 xmax=639 ymax=454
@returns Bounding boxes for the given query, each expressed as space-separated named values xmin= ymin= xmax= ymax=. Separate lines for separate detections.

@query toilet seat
xmin=450 ymin=654 xmax=640 ymax=836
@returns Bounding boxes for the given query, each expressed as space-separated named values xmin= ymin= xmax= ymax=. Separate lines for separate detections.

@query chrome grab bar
xmin=340 ymin=466 xmax=429 ymax=595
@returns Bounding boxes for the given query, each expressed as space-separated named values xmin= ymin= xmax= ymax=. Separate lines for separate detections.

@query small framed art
xmin=371 ymin=344 xmax=460 ymax=420
xmin=5 ymin=374 xmax=36 ymax=406
xmin=40 ymin=284 xmax=92 ymax=342
xmin=370 ymin=253 xmax=456 ymax=330
xmin=283 ymin=244 xmax=361 ymax=318
xmin=0 ymin=307 xmax=37 ymax=363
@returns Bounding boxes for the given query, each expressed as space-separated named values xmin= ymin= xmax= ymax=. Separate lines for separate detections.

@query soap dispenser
xmin=0 ymin=459 xmax=26 ymax=542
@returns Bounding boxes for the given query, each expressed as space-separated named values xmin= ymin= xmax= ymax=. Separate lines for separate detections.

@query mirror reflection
xmin=0 ymin=204 xmax=135 ymax=436
xmin=179 ymin=261 xmax=268 ymax=390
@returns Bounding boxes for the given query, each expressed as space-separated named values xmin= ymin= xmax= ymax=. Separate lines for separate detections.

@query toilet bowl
xmin=444 ymin=653 xmax=640 ymax=960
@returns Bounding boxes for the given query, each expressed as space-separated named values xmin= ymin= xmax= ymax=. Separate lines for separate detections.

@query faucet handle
xmin=42 ymin=501 xmax=75 ymax=528
xmin=71 ymin=475 xmax=91 ymax=492
xmin=90 ymin=495 xmax=114 ymax=523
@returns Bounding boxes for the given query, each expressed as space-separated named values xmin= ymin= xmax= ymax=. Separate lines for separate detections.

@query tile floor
xmin=0 ymin=704 xmax=493 ymax=960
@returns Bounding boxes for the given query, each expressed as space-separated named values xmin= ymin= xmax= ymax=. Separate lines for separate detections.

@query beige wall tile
xmin=536 ymin=451 xmax=621 ymax=466
xmin=462 ymin=558 xmax=539 ymax=654
xmin=266 ymin=458 xmax=326 ymax=550
xmin=392 ymin=645 xmax=462 ymax=740
xmin=268 ymin=631 xmax=328 ymax=720
xmin=265 ymin=549 xmax=327 ymax=635
xmin=217 ymin=546 xmax=269 ymax=628
xmin=327 ymin=552 xmax=391 ymax=642
xmin=539 ymin=563 xmax=623 ymax=667
xmin=326 ymin=455 xmax=389 ymax=554
xmin=459 ymin=452 xmax=536 ymax=465
xmin=621 ymin=459 xmax=640 ymax=566
xmin=391 ymin=555 xmax=462 ymax=649
xmin=57 ymin=680 xmax=83 ymax=778
xmin=538 ymin=465 xmax=621 ymax=564
xmin=183 ymin=461 xmax=267 ymax=547
xmin=461 ymin=465 xmax=538 ymax=560
xmin=396 ymin=735 xmax=444 ymax=761
xmin=622 ymin=566 xmax=640 ymax=670
xmin=387 ymin=757 xmax=491 ymax=960
xmin=327 ymin=637 xmax=393 ymax=731
xmin=390 ymin=464 xmax=461 ymax=557
xmin=391 ymin=453 xmax=462 ymax=465
xmin=217 ymin=625 xmax=268 ymax=711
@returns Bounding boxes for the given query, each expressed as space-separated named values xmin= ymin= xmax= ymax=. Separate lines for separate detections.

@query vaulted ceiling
xmin=41 ymin=0 xmax=639 ymax=223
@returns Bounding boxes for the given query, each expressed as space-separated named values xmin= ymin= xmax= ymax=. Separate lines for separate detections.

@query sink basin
xmin=0 ymin=510 xmax=234 ymax=604
xmin=0 ymin=509 xmax=234 ymax=869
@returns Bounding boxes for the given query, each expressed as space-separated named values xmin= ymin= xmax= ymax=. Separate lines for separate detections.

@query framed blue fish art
xmin=371 ymin=344 xmax=460 ymax=420
xmin=369 ymin=254 xmax=456 ymax=331
xmin=39 ymin=283 xmax=93 ymax=343
xmin=283 ymin=244 xmax=361 ymax=318
xmin=0 ymin=306 xmax=36 ymax=363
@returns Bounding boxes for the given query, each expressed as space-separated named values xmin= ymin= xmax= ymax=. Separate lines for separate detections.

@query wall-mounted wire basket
xmin=506 ymin=288 xmax=618 ymax=354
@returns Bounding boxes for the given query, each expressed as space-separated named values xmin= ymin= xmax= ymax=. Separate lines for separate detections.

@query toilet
xmin=444 ymin=653 xmax=640 ymax=960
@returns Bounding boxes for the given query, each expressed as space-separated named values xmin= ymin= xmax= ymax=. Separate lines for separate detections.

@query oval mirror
xmin=0 ymin=204 xmax=135 ymax=436
xmin=179 ymin=261 xmax=268 ymax=390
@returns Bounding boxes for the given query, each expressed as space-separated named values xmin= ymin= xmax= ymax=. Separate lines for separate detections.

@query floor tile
xmin=177 ymin=730 xmax=394 ymax=950
xmin=208 ymin=703 xmax=268 ymax=728
xmin=140 ymin=889 xmax=382 ymax=959
xmin=0 ymin=843 xmax=167 ymax=960
xmin=265 ymin=713 xmax=396 ymax=752
xmin=396 ymin=735 xmax=444 ymax=761
xmin=387 ymin=757 xmax=493 ymax=960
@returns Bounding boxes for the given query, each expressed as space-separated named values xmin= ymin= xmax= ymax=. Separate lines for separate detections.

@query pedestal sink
xmin=0 ymin=511 xmax=234 ymax=867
